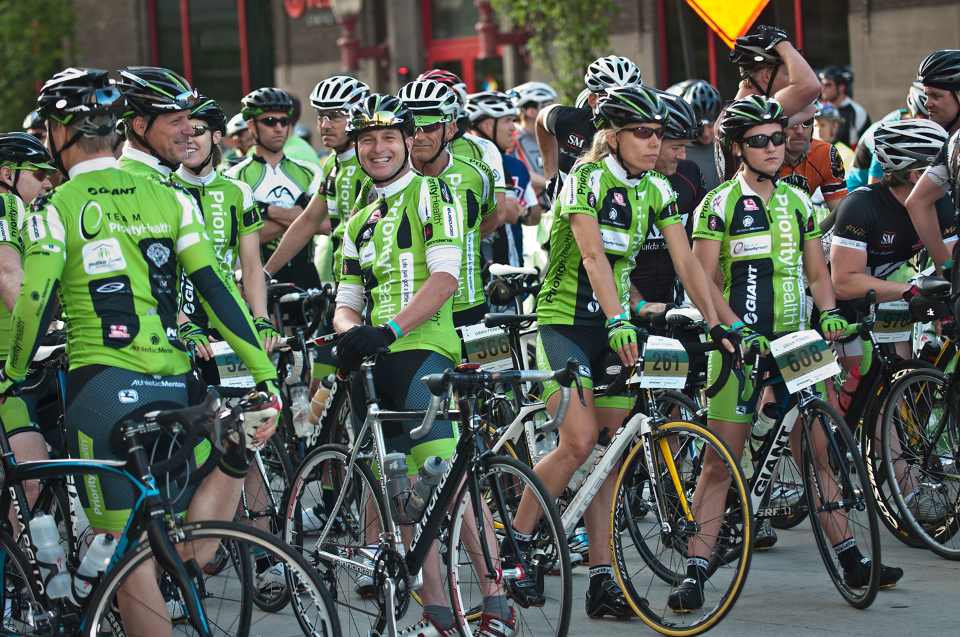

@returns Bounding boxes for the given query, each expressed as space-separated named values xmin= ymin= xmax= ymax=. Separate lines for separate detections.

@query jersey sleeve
xmin=235 ymin=180 xmax=264 ymax=236
xmin=471 ymin=158 xmax=497 ymax=218
xmin=0 ymin=195 xmax=25 ymax=254
xmin=171 ymin=189 xmax=276 ymax=384
xmin=692 ymin=186 xmax=728 ymax=241
xmin=867 ymin=153 xmax=883 ymax=180
xmin=648 ymin=175 xmax=682 ymax=232
xmin=829 ymin=194 xmax=868 ymax=251
xmin=923 ymin=138 xmax=953 ymax=193
xmin=338 ymin=204 xmax=365 ymax=287
xmin=936 ymin=194 xmax=959 ymax=246
xmin=821 ymin=145 xmax=850 ymax=201
xmin=541 ymin=104 xmax=563 ymax=136
xmin=479 ymin=141 xmax=507 ymax=193
xmin=799 ymin=191 xmax=823 ymax=242
xmin=420 ymin=178 xmax=464 ymax=278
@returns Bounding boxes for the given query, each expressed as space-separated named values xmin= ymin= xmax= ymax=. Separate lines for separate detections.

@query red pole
xmin=708 ymin=29 xmax=717 ymax=87
xmin=237 ymin=0 xmax=250 ymax=95
xmin=180 ymin=0 xmax=193 ymax=84
xmin=147 ymin=0 xmax=160 ymax=66
xmin=657 ymin=0 xmax=669 ymax=86
xmin=794 ymin=0 xmax=803 ymax=51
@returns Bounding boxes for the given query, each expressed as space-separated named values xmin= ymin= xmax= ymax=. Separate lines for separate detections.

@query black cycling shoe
xmin=666 ymin=578 xmax=704 ymax=613
xmin=499 ymin=538 xmax=545 ymax=608
xmin=585 ymin=579 xmax=637 ymax=619
xmin=842 ymin=558 xmax=904 ymax=589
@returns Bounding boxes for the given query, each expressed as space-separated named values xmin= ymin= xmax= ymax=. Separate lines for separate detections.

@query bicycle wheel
xmin=284 ymin=443 xmax=390 ymax=637
xmin=651 ymin=390 xmax=702 ymax=425
xmin=880 ymin=369 xmax=960 ymax=559
xmin=84 ymin=520 xmax=340 ymax=637
xmin=612 ymin=420 xmax=751 ymax=636
xmin=0 ymin=528 xmax=41 ymax=636
xmin=447 ymin=456 xmax=571 ymax=637
xmin=769 ymin=450 xmax=808 ymax=529
xmin=318 ymin=382 xmax=354 ymax=450
xmin=800 ymin=399 xmax=881 ymax=609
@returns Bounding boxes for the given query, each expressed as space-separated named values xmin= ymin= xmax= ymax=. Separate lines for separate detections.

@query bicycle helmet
xmin=815 ymin=102 xmax=840 ymax=120
xmin=907 ymin=82 xmax=930 ymax=117
xmin=226 ymin=113 xmax=248 ymax=137
xmin=241 ymin=87 xmax=294 ymax=119
xmin=346 ymin=94 xmax=415 ymax=184
xmin=729 ymin=33 xmax=784 ymax=70
xmin=189 ymin=97 xmax=227 ymax=135
xmin=465 ymin=91 xmax=516 ymax=123
xmin=667 ymin=79 xmax=722 ymax=124
xmin=819 ymin=64 xmax=854 ymax=86
xmin=595 ymin=86 xmax=668 ymax=128
xmin=22 ymin=110 xmax=44 ymax=131
xmin=398 ymin=80 xmax=460 ymax=125
xmin=873 ymin=119 xmax=948 ymax=172
xmin=584 ymin=56 xmax=642 ymax=93
xmin=652 ymin=90 xmax=703 ymax=141
xmin=0 ymin=133 xmax=55 ymax=200
xmin=718 ymin=95 xmax=788 ymax=147
xmin=918 ymin=50 xmax=960 ymax=89
xmin=418 ymin=69 xmax=469 ymax=116
xmin=509 ymin=81 xmax=558 ymax=110
xmin=310 ymin=76 xmax=370 ymax=111
xmin=117 ymin=66 xmax=198 ymax=116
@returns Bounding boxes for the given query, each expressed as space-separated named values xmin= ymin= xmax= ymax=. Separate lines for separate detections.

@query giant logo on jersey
xmin=779 ymin=173 xmax=809 ymax=194
xmin=80 ymin=201 xmax=103 ymax=240
xmin=729 ymin=259 xmax=774 ymax=327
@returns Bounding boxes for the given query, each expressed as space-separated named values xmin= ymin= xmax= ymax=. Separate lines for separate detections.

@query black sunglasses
xmin=256 ymin=116 xmax=290 ymax=128
xmin=798 ymin=118 xmax=815 ymax=128
xmin=190 ymin=124 xmax=212 ymax=137
xmin=623 ymin=126 xmax=666 ymax=140
xmin=742 ymin=131 xmax=787 ymax=148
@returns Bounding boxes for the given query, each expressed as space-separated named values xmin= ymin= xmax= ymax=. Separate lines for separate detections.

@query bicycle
xmin=283 ymin=353 xmax=577 ymax=637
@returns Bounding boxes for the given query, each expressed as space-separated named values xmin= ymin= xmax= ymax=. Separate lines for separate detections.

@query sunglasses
xmin=742 ymin=131 xmax=787 ymax=148
xmin=319 ymin=111 xmax=347 ymax=123
xmin=256 ymin=116 xmax=290 ymax=127
xmin=416 ymin=122 xmax=445 ymax=134
xmin=190 ymin=124 xmax=212 ymax=137
xmin=623 ymin=126 xmax=666 ymax=140
xmin=798 ymin=118 xmax=815 ymax=128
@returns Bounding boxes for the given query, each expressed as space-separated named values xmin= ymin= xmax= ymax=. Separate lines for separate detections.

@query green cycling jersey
xmin=118 ymin=146 xmax=174 ymax=181
xmin=692 ymin=174 xmax=822 ymax=336
xmin=325 ymin=148 xmax=366 ymax=281
xmin=0 ymin=193 xmax=26 ymax=361
xmin=536 ymin=155 xmax=680 ymax=327
xmin=3 ymin=158 xmax=275 ymax=384
xmin=449 ymin=133 xmax=507 ymax=194
xmin=339 ymin=171 xmax=464 ymax=364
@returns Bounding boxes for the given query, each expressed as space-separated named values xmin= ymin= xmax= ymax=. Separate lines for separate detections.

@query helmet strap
xmin=420 ymin=123 xmax=449 ymax=169
xmin=765 ymin=65 xmax=781 ymax=97
xmin=128 ymin=116 xmax=181 ymax=172
xmin=47 ymin=120 xmax=85 ymax=181
xmin=9 ymin=165 xmax=23 ymax=201
xmin=741 ymin=154 xmax=779 ymax=184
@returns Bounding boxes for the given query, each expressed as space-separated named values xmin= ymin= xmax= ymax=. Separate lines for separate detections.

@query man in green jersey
xmin=0 ymin=133 xmax=55 ymax=524
xmin=227 ymin=87 xmax=323 ymax=297
xmin=0 ymin=68 xmax=282 ymax=636
xmin=116 ymin=66 xmax=199 ymax=180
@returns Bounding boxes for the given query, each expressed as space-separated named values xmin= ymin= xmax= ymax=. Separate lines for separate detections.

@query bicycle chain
xmin=373 ymin=547 xmax=410 ymax=620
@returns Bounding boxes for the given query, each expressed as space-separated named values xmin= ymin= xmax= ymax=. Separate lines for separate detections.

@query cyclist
xmin=508 ymin=81 xmax=557 ymax=194
xmin=631 ymin=89 xmax=707 ymax=324
xmin=22 ymin=109 xmax=47 ymax=144
xmin=418 ymin=69 xmax=470 ymax=145
xmin=819 ymin=65 xmax=871 ymax=149
xmin=116 ymin=66 xmax=198 ymax=180
xmin=778 ymin=110 xmax=849 ymax=211
xmin=916 ymin=50 xmax=960 ymax=135
xmin=282 ymin=90 xmax=322 ymax=167
xmin=0 ymin=133 xmax=55 ymax=524
xmin=227 ymin=87 xmax=324 ymax=301
xmin=508 ymin=86 xmax=732 ymax=619
xmin=172 ymin=96 xmax=280 ymax=358
xmin=221 ymin=112 xmax=254 ymax=169
xmin=813 ymin=102 xmax=855 ymax=172
xmin=672 ymin=95 xmax=902 ymax=612
xmin=830 ymin=118 xmax=955 ymax=523
xmin=0 ymin=67 xmax=281 ymax=637
xmin=667 ymin=79 xmax=724 ymax=192
xmin=334 ymin=94 xmax=515 ymax=637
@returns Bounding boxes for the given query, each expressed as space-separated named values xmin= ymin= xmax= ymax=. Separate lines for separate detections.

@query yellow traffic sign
xmin=685 ymin=0 xmax=772 ymax=48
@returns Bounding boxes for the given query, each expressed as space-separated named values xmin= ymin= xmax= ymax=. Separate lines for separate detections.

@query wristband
xmin=606 ymin=313 xmax=630 ymax=327
xmin=633 ymin=300 xmax=647 ymax=317
xmin=386 ymin=319 xmax=402 ymax=339
xmin=943 ymin=259 xmax=953 ymax=271
xmin=730 ymin=321 xmax=744 ymax=330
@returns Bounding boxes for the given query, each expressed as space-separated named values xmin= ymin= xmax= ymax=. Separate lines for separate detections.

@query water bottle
xmin=404 ymin=457 xmax=448 ymax=522
xmin=308 ymin=375 xmax=335 ymax=425
xmin=382 ymin=452 xmax=411 ymax=524
xmin=531 ymin=412 xmax=557 ymax=464
xmin=71 ymin=533 xmax=116 ymax=606
xmin=741 ymin=403 xmax=780 ymax=479
xmin=289 ymin=383 xmax=313 ymax=438
xmin=568 ymin=428 xmax=611 ymax=492
xmin=29 ymin=512 xmax=71 ymax=599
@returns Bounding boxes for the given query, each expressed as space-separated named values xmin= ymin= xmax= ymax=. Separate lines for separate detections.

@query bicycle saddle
xmin=488 ymin=264 xmax=538 ymax=277
xmin=483 ymin=313 xmax=536 ymax=329
xmin=666 ymin=307 xmax=704 ymax=327
xmin=916 ymin=275 xmax=951 ymax=297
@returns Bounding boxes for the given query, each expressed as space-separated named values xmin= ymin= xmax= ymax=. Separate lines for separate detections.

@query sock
xmin=512 ymin=529 xmax=532 ymax=543
xmin=482 ymin=594 xmax=510 ymax=620
xmin=834 ymin=538 xmax=863 ymax=571
xmin=218 ymin=444 xmax=253 ymax=478
xmin=322 ymin=487 xmax=337 ymax=510
xmin=589 ymin=565 xmax=613 ymax=592
xmin=423 ymin=605 xmax=455 ymax=630
xmin=685 ymin=557 xmax=709 ymax=585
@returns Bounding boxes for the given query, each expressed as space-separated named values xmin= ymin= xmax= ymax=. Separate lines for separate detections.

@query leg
xmin=8 ymin=430 xmax=50 ymax=536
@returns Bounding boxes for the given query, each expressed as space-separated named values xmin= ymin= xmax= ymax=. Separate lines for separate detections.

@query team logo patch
xmin=118 ymin=389 xmax=138 ymax=404
xmin=423 ymin=222 xmax=434 ymax=241
xmin=613 ymin=192 xmax=625 ymax=206
xmin=735 ymin=406 xmax=747 ymax=415
xmin=567 ymin=133 xmax=586 ymax=150
xmin=0 ymin=220 xmax=9 ymax=243
xmin=830 ymin=145 xmax=845 ymax=179
xmin=742 ymin=215 xmax=754 ymax=227
xmin=109 ymin=325 xmax=131 ymax=339
xmin=146 ymin=243 xmax=170 ymax=267
xmin=709 ymin=216 xmax=718 ymax=230
xmin=579 ymin=364 xmax=591 ymax=378
xmin=95 ymin=281 xmax=125 ymax=294
xmin=880 ymin=231 xmax=896 ymax=246
xmin=743 ymin=198 xmax=759 ymax=212
xmin=82 ymin=238 xmax=126 ymax=275
xmin=587 ymin=192 xmax=597 ymax=208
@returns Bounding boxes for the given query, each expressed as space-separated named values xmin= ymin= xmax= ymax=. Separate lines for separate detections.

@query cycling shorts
xmin=65 ymin=365 xmax=210 ymax=532
xmin=705 ymin=351 xmax=788 ymax=424
xmin=535 ymin=324 xmax=631 ymax=409
xmin=311 ymin=341 xmax=338 ymax=380
xmin=349 ymin=350 xmax=458 ymax=476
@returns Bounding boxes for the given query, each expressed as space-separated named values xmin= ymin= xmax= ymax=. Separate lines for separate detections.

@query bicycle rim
xmin=769 ymin=450 xmax=808 ymax=529
xmin=801 ymin=400 xmax=880 ymax=608
xmin=613 ymin=421 xmax=752 ymax=636
xmin=0 ymin=529 xmax=41 ymax=637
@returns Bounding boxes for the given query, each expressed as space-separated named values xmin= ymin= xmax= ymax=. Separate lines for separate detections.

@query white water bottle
xmin=531 ymin=412 xmax=557 ymax=464
xmin=289 ymin=384 xmax=313 ymax=438
xmin=71 ymin=533 xmax=116 ymax=606
xmin=29 ymin=512 xmax=71 ymax=599
xmin=568 ymin=428 xmax=611 ymax=491
xmin=741 ymin=403 xmax=780 ymax=479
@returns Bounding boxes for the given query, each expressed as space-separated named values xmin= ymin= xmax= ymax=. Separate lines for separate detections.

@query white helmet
xmin=465 ymin=91 xmax=516 ymax=123
xmin=584 ymin=56 xmax=642 ymax=93
xmin=398 ymin=80 xmax=460 ymax=124
xmin=310 ymin=75 xmax=370 ymax=111
xmin=226 ymin=113 xmax=248 ymax=136
xmin=906 ymin=82 xmax=929 ymax=117
xmin=575 ymin=88 xmax=592 ymax=109
xmin=874 ymin=119 xmax=948 ymax=172
xmin=509 ymin=81 xmax=558 ymax=110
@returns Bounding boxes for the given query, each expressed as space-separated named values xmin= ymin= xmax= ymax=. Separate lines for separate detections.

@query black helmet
xmin=189 ymin=96 xmax=227 ymax=135
xmin=651 ymin=89 xmax=704 ymax=140
xmin=37 ymin=68 xmax=126 ymax=126
xmin=346 ymin=94 xmax=415 ymax=141
xmin=667 ymin=79 xmax=722 ymax=124
xmin=718 ymin=95 xmax=788 ymax=147
xmin=22 ymin=110 xmax=44 ymax=131
xmin=918 ymin=50 xmax=960 ymax=90
xmin=0 ymin=133 xmax=55 ymax=171
xmin=595 ymin=86 xmax=668 ymax=128
xmin=819 ymin=64 xmax=853 ymax=86
xmin=117 ymin=66 xmax=198 ymax=117
xmin=729 ymin=32 xmax=784 ymax=70
xmin=241 ymin=87 xmax=294 ymax=119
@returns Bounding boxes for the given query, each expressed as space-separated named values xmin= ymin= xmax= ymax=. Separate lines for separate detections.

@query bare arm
xmin=264 ymin=195 xmax=330 ymax=276
xmin=0 ymin=245 xmax=22 ymax=313
xmin=772 ymin=41 xmax=821 ymax=121
xmin=240 ymin=232 xmax=268 ymax=318
xmin=333 ymin=272 xmax=459 ymax=337
xmin=830 ymin=244 xmax=908 ymax=303
xmin=663 ymin=224 xmax=723 ymax=331
xmin=536 ymin=109 xmax=560 ymax=180
xmin=495 ymin=191 xmax=508 ymax=227
xmin=803 ymin=240 xmax=845 ymax=340
xmin=529 ymin=172 xmax=546 ymax=191
xmin=824 ymin=196 xmax=841 ymax=212
xmin=258 ymin=220 xmax=287 ymax=244
xmin=522 ymin=203 xmax=542 ymax=226
xmin=503 ymin=196 xmax=521 ymax=225
xmin=692 ymin=238 xmax=743 ymax=327
xmin=480 ymin=210 xmax=499 ymax=238
xmin=905 ymin=174 xmax=953 ymax=269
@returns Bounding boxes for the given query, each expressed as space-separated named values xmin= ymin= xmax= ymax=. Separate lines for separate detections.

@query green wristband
xmin=386 ymin=319 xmax=402 ymax=339
xmin=633 ymin=300 xmax=647 ymax=316
xmin=943 ymin=259 xmax=953 ymax=270
xmin=730 ymin=321 xmax=744 ymax=330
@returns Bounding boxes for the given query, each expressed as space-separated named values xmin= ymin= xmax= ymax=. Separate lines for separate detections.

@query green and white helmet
xmin=398 ymin=80 xmax=460 ymax=127
xmin=718 ymin=95 xmax=788 ymax=147
xmin=346 ymin=94 xmax=415 ymax=141
xmin=310 ymin=76 xmax=370 ymax=111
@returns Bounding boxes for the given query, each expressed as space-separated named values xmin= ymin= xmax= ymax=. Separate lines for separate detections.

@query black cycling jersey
xmin=541 ymin=104 xmax=600 ymax=178
xmin=630 ymin=159 xmax=706 ymax=303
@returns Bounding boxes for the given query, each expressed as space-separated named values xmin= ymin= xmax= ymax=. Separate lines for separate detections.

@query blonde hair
xmin=573 ymin=124 xmax=626 ymax=169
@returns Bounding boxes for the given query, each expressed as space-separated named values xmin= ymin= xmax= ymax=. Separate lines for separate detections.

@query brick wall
xmin=71 ymin=0 xmax=151 ymax=71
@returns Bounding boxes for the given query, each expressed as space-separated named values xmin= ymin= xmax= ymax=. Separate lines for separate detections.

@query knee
xmin=558 ymin=434 xmax=595 ymax=467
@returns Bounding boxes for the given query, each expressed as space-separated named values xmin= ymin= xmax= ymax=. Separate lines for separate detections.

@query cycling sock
xmin=685 ymin=557 xmax=709 ymax=585
xmin=218 ymin=444 xmax=253 ymax=478
xmin=322 ymin=487 xmax=337 ymax=510
xmin=482 ymin=594 xmax=511 ymax=620
xmin=512 ymin=529 xmax=532 ymax=542
xmin=833 ymin=537 xmax=861 ymax=571
xmin=423 ymin=605 xmax=455 ymax=630
xmin=588 ymin=565 xmax=613 ymax=593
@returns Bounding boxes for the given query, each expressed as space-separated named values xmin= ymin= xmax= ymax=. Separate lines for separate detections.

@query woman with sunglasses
xmin=507 ymin=86 xmax=732 ymax=620
xmin=173 ymin=97 xmax=280 ymax=361
xmin=670 ymin=95 xmax=903 ymax=612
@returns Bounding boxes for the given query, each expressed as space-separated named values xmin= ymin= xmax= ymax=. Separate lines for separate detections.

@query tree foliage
xmin=491 ymin=0 xmax=620 ymax=104
xmin=0 ymin=0 xmax=77 ymax=132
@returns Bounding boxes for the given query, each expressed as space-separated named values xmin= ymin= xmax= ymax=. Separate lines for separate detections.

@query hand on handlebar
xmin=607 ymin=316 xmax=641 ymax=367
xmin=740 ymin=326 xmax=771 ymax=357
xmin=0 ymin=367 xmax=18 ymax=405
xmin=237 ymin=380 xmax=281 ymax=450
xmin=336 ymin=324 xmax=398 ymax=372
xmin=708 ymin=324 xmax=739 ymax=356
xmin=179 ymin=322 xmax=215 ymax=361
xmin=818 ymin=307 xmax=849 ymax=342
xmin=254 ymin=317 xmax=281 ymax=352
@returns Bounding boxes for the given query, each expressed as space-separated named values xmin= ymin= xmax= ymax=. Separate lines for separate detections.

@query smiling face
xmin=608 ymin=122 xmax=663 ymax=175
xmin=412 ymin=120 xmax=454 ymax=166
xmin=923 ymin=87 xmax=960 ymax=130
xmin=138 ymin=110 xmax=194 ymax=164
xmin=182 ymin=118 xmax=222 ymax=169
xmin=356 ymin=128 xmax=412 ymax=182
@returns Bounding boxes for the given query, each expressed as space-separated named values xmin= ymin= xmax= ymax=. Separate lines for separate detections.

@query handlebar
xmin=740 ymin=341 xmax=764 ymax=402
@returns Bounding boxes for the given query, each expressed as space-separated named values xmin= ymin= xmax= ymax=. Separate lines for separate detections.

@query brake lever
xmin=574 ymin=372 xmax=586 ymax=407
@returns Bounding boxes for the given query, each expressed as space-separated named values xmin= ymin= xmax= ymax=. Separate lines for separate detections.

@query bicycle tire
xmin=446 ymin=455 xmax=571 ymax=637
xmin=318 ymin=381 xmax=354 ymax=450
xmin=800 ymin=399 xmax=881 ymax=609
xmin=84 ymin=520 xmax=340 ymax=637
xmin=283 ymin=443 xmax=390 ymax=637
xmin=880 ymin=368 xmax=960 ymax=559
xmin=652 ymin=390 xmax=702 ymax=425
xmin=612 ymin=420 xmax=752 ymax=636
xmin=0 ymin=528 xmax=42 ymax=635
xmin=768 ymin=450 xmax=808 ymax=529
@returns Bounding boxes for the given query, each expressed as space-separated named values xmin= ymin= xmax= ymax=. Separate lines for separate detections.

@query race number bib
xmin=639 ymin=336 xmax=689 ymax=389
xmin=771 ymin=331 xmax=840 ymax=394
xmin=458 ymin=324 xmax=513 ymax=372
xmin=873 ymin=300 xmax=913 ymax=343
xmin=209 ymin=341 xmax=254 ymax=388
